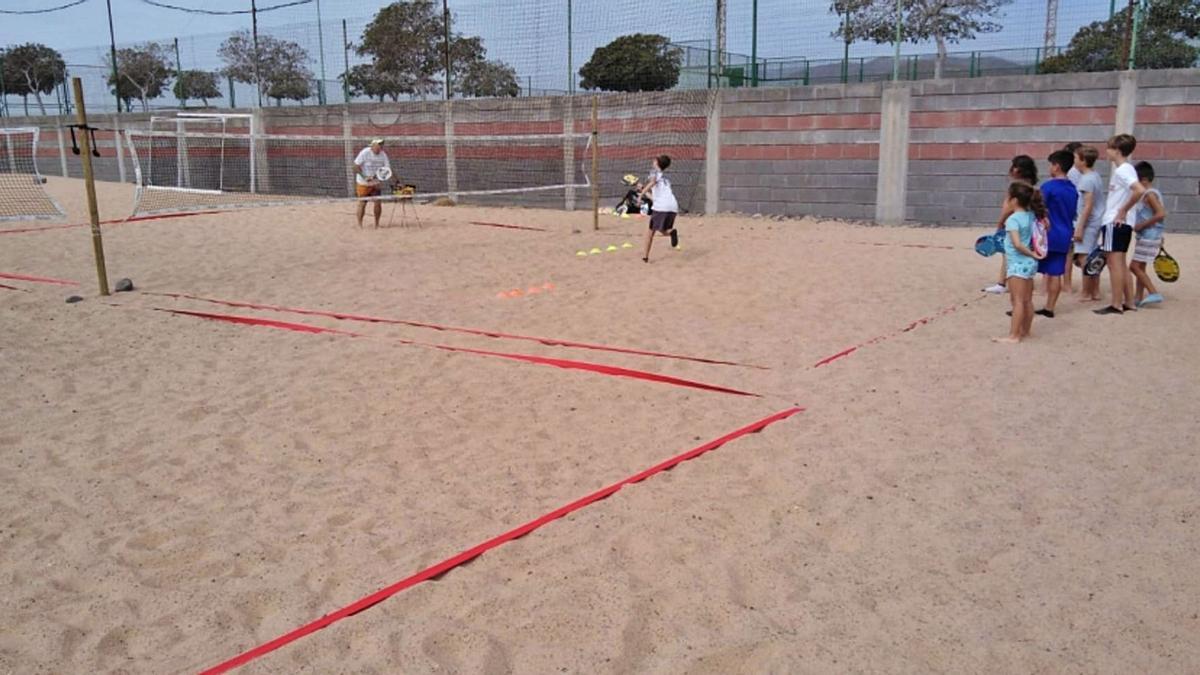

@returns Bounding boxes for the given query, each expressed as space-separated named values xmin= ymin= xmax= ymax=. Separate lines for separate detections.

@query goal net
xmin=124 ymin=101 xmax=594 ymax=217
xmin=0 ymin=127 xmax=66 ymax=222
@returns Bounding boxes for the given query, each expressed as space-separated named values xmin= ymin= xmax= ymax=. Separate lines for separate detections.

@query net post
xmin=591 ymin=95 xmax=599 ymax=231
xmin=563 ymin=97 xmax=576 ymax=211
xmin=444 ymin=100 xmax=458 ymax=201
xmin=112 ymin=114 xmax=127 ymax=183
xmin=55 ymin=121 xmax=69 ymax=177
xmin=72 ymin=77 xmax=110 ymax=297
xmin=342 ymin=106 xmax=354 ymax=197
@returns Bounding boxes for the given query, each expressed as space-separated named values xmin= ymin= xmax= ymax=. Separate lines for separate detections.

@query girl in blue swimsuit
xmin=995 ymin=182 xmax=1047 ymax=343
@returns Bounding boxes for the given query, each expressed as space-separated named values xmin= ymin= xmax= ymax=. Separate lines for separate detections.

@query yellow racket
xmin=1154 ymin=247 xmax=1179 ymax=283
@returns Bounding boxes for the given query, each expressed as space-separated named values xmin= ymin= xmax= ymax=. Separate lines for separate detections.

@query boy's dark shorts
xmin=1099 ymin=223 xmax=1132 ymax=253
xmin=649 ymin=211 xmax=676 ymax=232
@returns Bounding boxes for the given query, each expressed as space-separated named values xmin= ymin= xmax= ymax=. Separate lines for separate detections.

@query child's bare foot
xmin=991 ymin=336 xmax=1021 ymax=344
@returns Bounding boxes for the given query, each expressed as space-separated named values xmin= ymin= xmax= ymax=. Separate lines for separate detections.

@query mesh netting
xmin=0 ymin=127 xmax=66 ymax=222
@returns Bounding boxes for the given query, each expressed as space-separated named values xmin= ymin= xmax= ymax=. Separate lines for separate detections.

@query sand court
xmin=2 ymin=177 xmax=1198 ymax=672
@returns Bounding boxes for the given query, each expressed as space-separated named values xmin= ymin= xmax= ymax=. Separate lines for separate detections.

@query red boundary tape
xmin=0 ymin=210 xmax=222 ymax=236
xmin=147 ymin=291 xmax=765 ymax=369
xmin=468 ymin=221 xmax=548 ymax=232
xmin=0 ymin=272 xmax=78 ymax=286
xmin=158 ymin=308 xmax=759 ymax=397
xmin=812 ymin=296 xmax=983 ymax=368
xmin=197 ymin=406 xmax=802 ymax=674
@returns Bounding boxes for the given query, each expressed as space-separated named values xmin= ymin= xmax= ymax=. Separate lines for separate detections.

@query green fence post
xmin=1034 ymin=47 xmax=1041 ymax=75
xmin=173 ymin=38 xmax=184 ymax=108
xmin=803 ymin=59 xmax=810 ymax=86
xmin=342 ymin=19 xmax=351 ymax=103
xmin=858 ymin=57 xmax=864 ymax=82
xmin=228 ymin=76 xmax=235 ymax=108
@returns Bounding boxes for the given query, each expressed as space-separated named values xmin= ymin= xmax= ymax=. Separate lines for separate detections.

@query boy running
xmin=639 ymin=154 xmax=679 ymax=263
xmin=1072 ymin=146 xmax=1105 ymax=302
xmin=1037 ymin=150 xmax=1078 ymax=317
xmin=1094 ymin=134 xmax=1145 ymax=315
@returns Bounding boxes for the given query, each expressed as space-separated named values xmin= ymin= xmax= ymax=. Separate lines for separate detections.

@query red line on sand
xmin=159 ymin=308 xmax=759 ymax=397
xmin=0 ymin=272 xmax=78 ymax=286
xmin=147 ymin=292 xmax=766 ymax=370
xmin=197 ymin=406 xmax=802 ymax=674
xmin=468 ymin=221 xmax=548 ymax=232
xmin=0 ymin=210 xmax=221 ymax=236
xmin=812 ymin=296 xmax=983 ymax=368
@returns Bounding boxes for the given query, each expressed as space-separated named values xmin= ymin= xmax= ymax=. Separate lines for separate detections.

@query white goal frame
xmin=0 ymin=126 xmax=66 ymax=221
xmin=141 ymin=113 xmax=257 ymax=196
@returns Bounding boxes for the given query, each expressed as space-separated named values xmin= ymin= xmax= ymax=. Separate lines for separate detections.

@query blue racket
xmin=974 ymin=231 xmax=1005 ymax=257
xmin=1083 ymin=247 xmax=1107 ymax=277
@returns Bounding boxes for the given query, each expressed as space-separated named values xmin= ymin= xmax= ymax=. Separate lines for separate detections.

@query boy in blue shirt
xmin=1037 ymin=150 xmax=1079 ymax=317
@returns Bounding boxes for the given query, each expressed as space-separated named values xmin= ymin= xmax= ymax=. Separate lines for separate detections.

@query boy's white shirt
xmin=1102 ymin=160 xmax=1139 ymax=225
xmin=646 ymin=169 xmax=679 ymax=213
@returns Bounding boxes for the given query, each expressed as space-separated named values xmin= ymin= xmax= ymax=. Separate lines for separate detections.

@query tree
xmin=579 ymin=34 xmax=682 ymax=92
xmin=219 ymin=30 xmax=314 ymax=104
xmin=838 ymin=0 xmax=1012 ymax=79
xmin=1041 ymin=0 xmax=1200 ymax=74
xmin=107 ymin=43 xmax=172 ymax=112
xmin=1 ymin=43 xmax=66 ymax=115
xmin=457 ymin=59 xmax=519 ymax=98
xmin=173 ymin=70 xmax=221 ymax=107
xmin=356 ymin=1 xmax=519 ymax=100
xmin=357 ymin=0 xmax=444 ymax=98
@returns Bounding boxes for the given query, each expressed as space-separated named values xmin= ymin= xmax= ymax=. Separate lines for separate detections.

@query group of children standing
xmin=989 ymin=134 xmax=1168 ymax=343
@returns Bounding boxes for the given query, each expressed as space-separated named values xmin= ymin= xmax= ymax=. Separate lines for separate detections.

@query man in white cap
xmin=353 ymin=138 xmax=391 ymax=228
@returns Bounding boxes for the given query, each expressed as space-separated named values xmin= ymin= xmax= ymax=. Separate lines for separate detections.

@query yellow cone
xmin=576 ymin=250 xmax=587 ymax=257
xmin=621 ymin=242 xmax=633 ymax=248
xmin=589 ymin=248 xmax=602 ymax=254
xmin=606 ymin=245 xmax=618 ymax=252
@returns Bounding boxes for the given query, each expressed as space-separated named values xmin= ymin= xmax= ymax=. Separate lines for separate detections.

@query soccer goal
xmin=0 ymin=126 xmax=66 ymax=222
xmin=123 ymin=105 xmax=595 ymax=217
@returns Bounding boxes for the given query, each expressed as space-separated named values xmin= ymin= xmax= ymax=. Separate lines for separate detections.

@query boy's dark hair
xmin=656 ymin=154 xmax=671 ymax=171
xmin=1063 ymin=142 xmax=1083 ymax=153
xmin=1010 ymin=155 xmax=1038 ymax=185
xmin=1048 ymin=150 xmax=1075 ymax=175
xmin=1107 ymin=133 xmax=1137 ymax=157
xmin=1135 ymin=160 xmax=1155 ymax=182
xmin=1008 ymin=182 xmax=1048 ymax=221
xmin=1076 ymin=145 xmax=1100 ymax=168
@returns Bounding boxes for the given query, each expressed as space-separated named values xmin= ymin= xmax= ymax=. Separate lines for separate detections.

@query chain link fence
xmin=0 ymin=0 xmax=1186 ymax=118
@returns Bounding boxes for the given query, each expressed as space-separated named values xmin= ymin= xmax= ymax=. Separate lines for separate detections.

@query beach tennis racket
xmin=1083 ymin=247 xmax=1106 ymax=277
xmin=375 ymin=166 xmax=393 ymax=182
xmin=974 ymin=231 xmax=1005 ymax=257
xmin=1154 ymin=247 xmax=1179 ymax=283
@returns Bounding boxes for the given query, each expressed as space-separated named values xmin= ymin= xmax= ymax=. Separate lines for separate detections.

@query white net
xmin=125 ymin=102 xmax=594 ymax=217
xmin=0 ymin=127 xmax=66 ymax=222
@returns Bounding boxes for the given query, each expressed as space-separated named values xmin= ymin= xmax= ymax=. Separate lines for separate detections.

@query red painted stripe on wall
xmin=909 ymin=142 xmax=1068 ymax=161
xmin=575 ymin=117 xmax=708 ymax=134
xmin=1136 ymin=104 xmax=1200 ymax=124
xmin=351 ymin=123 xmax=444 ymax=137
xmin=722 ymin=113 xmax=880 ymax=132
xmin=456 ymin=121 xmax=563 ymax=136
xmin=722 ymin=143 xmax=879 ymax=160
xmin=911 ymin=107 xmax=1117 ymax=128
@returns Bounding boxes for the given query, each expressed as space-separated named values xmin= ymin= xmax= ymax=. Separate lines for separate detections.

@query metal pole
xmin=0 ymin=54 xmax=7 ymax=118
xmin=315 ymin=0 xmax=328 ymax=105
xmin=841 ymin=6 xmax=850 ymax=84
xmin=750 ymin=0 xmax=758 ymax=86
xmin=72 ymin=77 xmax=110 ymax=297
xmin=251 ymin=0 xmax=263 ymax=107
xmin=1128 ymin=0 xmax=1144 ymax=70
xmin=715 ymin=0 xmax=726 ymax=85
xmin=567 ymin=0 xmax=574 ymax=94
xmin=893 ymin=0 xmax=902 ymax=81
xmin=173 ymin=37 xmax=184 ymax=107
xmin=442 ymin=0 xmax=452 ymax=100
xmin=342 ymin=19 xmax=350 ymax=103
xmin=1109 ymin=0 xmax=1116 ymax=19
xmin=106 ymin=0 xmax=121 ymax=113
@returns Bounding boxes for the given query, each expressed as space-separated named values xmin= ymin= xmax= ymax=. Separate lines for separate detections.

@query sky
xmin=1 ymin=0 xmax=1112 ymax=94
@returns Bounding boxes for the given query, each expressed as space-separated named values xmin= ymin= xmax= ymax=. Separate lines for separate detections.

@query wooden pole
xmin=72 ymin=77 xmax=110 ymax=296
xmin=591 ymin=95 xmax=599 ymax=231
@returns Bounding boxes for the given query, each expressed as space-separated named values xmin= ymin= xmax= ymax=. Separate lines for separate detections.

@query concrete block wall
xmin=1132 ymin=69 xmax=1200 ymax=226
xmin=718 ymin=83 xmax=883 ymax=220
xmin=904 ymin=72 xmax=1125 ymax=226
